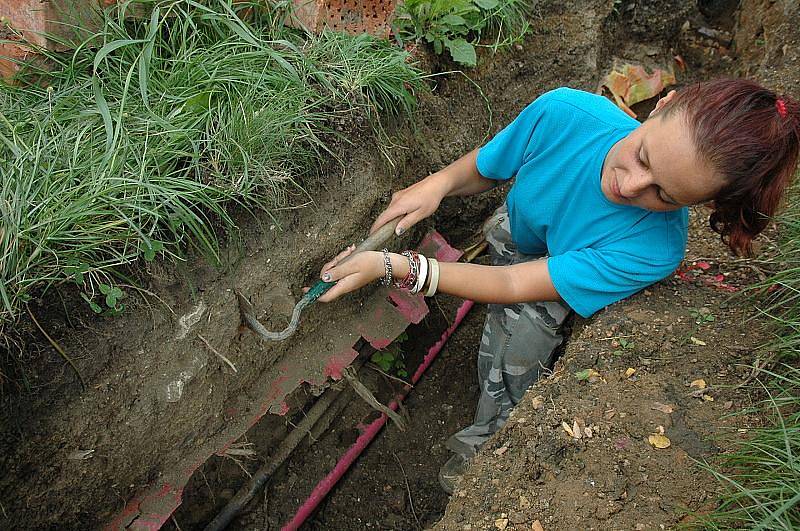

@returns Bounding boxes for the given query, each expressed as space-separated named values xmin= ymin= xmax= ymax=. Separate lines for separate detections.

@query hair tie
xmin=776 ymin=98 xmax=788 ymax=118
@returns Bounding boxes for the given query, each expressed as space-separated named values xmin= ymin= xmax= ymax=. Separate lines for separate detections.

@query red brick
xmin=0 ymin=0 xmax=109 ymax=78
xmin=290 ymin=0 xmax=398 ymax=37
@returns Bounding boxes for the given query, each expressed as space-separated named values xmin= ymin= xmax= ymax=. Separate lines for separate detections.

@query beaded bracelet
xmin=380 ymin=248 xmax=393 ymax=286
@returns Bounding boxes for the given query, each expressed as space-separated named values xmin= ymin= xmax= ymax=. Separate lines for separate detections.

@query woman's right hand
xmin=369 ymin=175 xmax=448 ymax=236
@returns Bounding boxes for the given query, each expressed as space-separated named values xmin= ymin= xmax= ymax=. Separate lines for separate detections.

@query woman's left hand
xmin=313 ymin=248 xmax=384 ymax=303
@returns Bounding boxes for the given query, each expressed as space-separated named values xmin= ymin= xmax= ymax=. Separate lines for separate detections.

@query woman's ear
xmin=648 ymin=90 xmax=677 ymax=118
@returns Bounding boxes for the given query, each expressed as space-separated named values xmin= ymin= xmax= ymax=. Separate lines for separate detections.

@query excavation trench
xmin=1 ymin=0 xmax=791 ymax=529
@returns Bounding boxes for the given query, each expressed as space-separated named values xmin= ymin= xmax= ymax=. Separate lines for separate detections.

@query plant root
xmin=26 ymin=306 xmax=86 ymax=390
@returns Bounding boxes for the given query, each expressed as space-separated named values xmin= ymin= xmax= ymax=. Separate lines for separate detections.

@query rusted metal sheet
xmin=107 ymin=231 xmax=461 ymax=530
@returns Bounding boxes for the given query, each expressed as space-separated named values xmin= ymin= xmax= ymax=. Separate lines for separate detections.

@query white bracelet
xmin=412 ymin=254 xmax=428 ymax=294
xmin=425 ymin=258 xmax=440 ymax=297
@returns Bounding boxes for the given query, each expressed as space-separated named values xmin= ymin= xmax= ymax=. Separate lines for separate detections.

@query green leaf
xmin=65 ymin=262 xmax=89 ymax=285
xmin=81 ymin=293 xmax=103 ymax=314
xmin=143 ymin=240 xmax=164 ymax=262
xmin=93 ymin=38 xmax=148 ymax=71
xmin=433 ymin=39 xmax=443 ymax=55
xmin=105 ymin=292 xmax=117 ymax=308
xmin=138 ymin=6 xmax=160 ymax=108
xmin=445 ymin=38 xmax=476 ymax=66
xmin=473 ymin=0 xmax=499 ymax=9
xmin=574 ymin=369 xmax=592 ymax=381
xmin=92 ymin=75 xmax=114 ymax=154
xmin=184 ymin=92 xmax=212 ymax=113
xmin=99 ymin=283 xmax=112 ymax=295
xmin=439 ymin=14 xmax=467 ymax=27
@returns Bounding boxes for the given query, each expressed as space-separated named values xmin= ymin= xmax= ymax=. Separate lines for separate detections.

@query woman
xmin=313 ymin=79 xmax=800 ymax=493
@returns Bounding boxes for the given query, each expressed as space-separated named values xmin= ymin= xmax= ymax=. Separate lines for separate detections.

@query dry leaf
xmin=602 ymin=63 xmax=678 ymax=116
xmin=495 ymin=517 xmax=509 ymax=530
xmin=702 ymin=395 xmax=715 ymax=402
xmin=562 ymin=421 xmax=574 ymax=437
xmin=648 ymin=434 xmax=672 ymax=449
xmin=532 ymin=521 xmax=545 ymax=531
xmin=651 ymin=402 xmax=675 ymax=414
xmin=690 ymin=336 xmax=707 ymax=346
xmin=519 ymin=495 xmax=531 ymax=509
xmin=690 ymin=379 xmax=707 ymax=389
xmin=625 ymin=367 xmax=636 ymax=378
xmin=531 ymin=395 xmax=545 ymax=409
xmin=67 ymin=449 xmax=94 ymax=460
xmin=572 ymin=419 xmax=582 ymax=439
xmin=724 ymin=401 xmax=733 ymax=409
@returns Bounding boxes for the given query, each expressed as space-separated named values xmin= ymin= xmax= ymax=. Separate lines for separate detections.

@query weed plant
xmin=0 ymin=0 xmax=423 ymax=331
xmin=701 ymin=189 xmax=800 ymax=528
xmin=393 ymin=0 xmax=532 ymax=67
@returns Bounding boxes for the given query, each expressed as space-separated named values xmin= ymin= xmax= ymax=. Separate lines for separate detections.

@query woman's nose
xmin=620 ymin=169 xmax=651 ymax=197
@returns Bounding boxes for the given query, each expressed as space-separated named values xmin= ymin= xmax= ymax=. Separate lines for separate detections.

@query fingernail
xmin=322 ymin=273 xmax=331 ymax=282
xmin=396 ymin=227 xmax=405 ymax=236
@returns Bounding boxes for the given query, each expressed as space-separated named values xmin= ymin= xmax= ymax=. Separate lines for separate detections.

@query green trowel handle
xmin=302 ymin=218 xmax=401 ymax=304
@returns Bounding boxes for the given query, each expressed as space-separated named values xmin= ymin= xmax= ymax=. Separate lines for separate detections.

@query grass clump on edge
xmin=698 ymin=189 xmax=800 ymax=529
xmin=393 ymin=0 xmax=533 ymax=67
xmin=0 ymin=0 xmax=424 ymax=334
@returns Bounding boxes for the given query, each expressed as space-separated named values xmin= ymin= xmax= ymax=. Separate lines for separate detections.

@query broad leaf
xmin=445 ymin=38 xmax=476 ymax=66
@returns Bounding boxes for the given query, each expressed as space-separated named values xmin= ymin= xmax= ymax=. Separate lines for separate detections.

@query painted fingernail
xmin=322 ymin=273 xmax=331 ymax=282
xmin=396 ymin=226 xmax=405 ymax=236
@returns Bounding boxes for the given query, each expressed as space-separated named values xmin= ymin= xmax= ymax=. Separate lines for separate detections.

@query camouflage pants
xmin=446 ymin=205 xmax=571 ymax=459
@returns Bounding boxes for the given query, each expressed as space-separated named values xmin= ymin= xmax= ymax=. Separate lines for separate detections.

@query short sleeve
xmin=547 ymin=247 xmax=682 ymax=318
xmin=476 ymin=93 xmax=553 ymax=181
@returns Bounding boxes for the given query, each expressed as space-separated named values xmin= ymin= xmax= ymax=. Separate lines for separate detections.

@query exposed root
xmin=25 ymin=306 xmax=86 ymax=390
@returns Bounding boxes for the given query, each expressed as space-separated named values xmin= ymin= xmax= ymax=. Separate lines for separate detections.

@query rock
xmin=495 ymin=517 xmax=509 ymax=530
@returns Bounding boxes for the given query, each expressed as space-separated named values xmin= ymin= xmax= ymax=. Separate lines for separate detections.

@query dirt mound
xmin=435 ymin=210 xmax=769 ymax=530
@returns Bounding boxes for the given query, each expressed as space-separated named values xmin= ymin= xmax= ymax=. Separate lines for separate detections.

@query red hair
xmin=661 ymin=79 xmax=800 ymax=255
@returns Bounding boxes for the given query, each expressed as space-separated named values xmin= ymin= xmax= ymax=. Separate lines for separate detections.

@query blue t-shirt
xmin=476 ymin=88 xmax=688 ymax=317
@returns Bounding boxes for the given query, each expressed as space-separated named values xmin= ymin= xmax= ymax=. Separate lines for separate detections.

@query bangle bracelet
xmin=412 ymin=254 xmax=428 ymax=294
xmin=425 ymin=258 xmax=440 ymax=297
xmin=380 ymin=249 xmax=393 ymax=286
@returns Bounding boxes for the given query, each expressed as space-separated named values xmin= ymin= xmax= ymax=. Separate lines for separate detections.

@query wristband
xmin=412 ymin=254 xmax=428 ymax=294
xmin=425 ymin=258 xmax=440 ymax=297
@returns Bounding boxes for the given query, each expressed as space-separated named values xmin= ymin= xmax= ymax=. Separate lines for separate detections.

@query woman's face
xmin=600 ymin=110 xmax=724 ymax=212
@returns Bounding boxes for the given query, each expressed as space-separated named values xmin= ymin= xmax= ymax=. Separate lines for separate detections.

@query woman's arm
xmin=369 ymin=149 xmax=498 ymax=235
xmin=316 ymin=250 xmax=560 ymax=304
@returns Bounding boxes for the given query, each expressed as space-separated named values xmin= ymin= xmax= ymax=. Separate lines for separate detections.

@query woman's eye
xmin=656 ymin=187 xmax=673 ymax=204
xmin=637 ymin=148 xmax=648 ymax=167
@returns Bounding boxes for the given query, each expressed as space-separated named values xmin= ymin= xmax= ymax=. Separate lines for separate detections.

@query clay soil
xmin=1 ymin=0 xmax=799 ymax=530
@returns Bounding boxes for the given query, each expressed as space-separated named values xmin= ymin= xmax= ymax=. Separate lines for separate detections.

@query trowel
xmin=237 ymin=218 xmax=400 ymax=341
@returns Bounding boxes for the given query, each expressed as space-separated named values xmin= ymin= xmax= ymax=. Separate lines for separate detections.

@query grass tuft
xmin=0 ymin=0 xmax=423 ymax=331
xmin=700 ymin=186 xmax=800 ymax=528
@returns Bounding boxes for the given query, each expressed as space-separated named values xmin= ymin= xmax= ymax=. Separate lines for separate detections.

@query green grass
xmin=700 ymin=189 xmax=800 ymax=528
xmin=0 ymin=0 xmax=423 ymax=331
